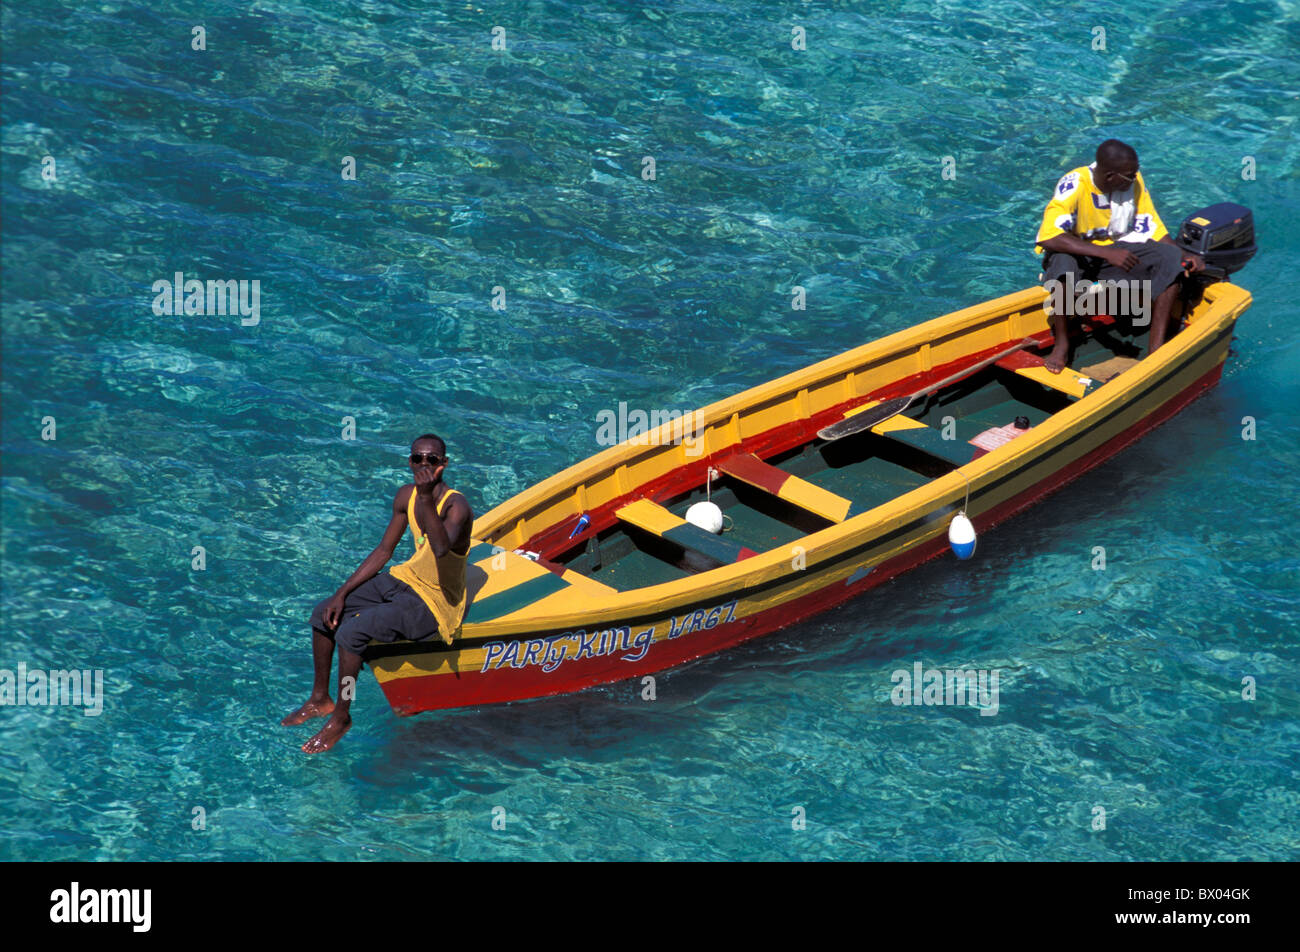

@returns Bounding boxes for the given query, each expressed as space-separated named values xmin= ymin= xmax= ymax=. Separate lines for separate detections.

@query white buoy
xmin=949 ymin=511 xmax=977 ymax=559
xmin=686 ymin=501 xmax=724 ymax=534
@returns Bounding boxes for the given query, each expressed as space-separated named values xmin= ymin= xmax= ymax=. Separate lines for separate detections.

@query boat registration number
xmin=479 ymin=599 xmax=739 ymax=673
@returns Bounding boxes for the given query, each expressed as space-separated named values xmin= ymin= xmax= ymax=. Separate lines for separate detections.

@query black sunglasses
xmin=409 ymin=453 xmax=446 ymax=465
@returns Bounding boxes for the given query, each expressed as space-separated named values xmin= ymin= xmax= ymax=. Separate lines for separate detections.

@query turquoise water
xmin=2 ymin=0 xmax=1298 ymax=860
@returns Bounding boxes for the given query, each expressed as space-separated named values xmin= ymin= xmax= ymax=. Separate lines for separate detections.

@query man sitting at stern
xmin=1036 ymin=138 xmax=1204 ymax=373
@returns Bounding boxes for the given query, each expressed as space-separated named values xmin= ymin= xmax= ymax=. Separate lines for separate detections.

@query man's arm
xmin=441 ymin=496 xmax=473 ymax=554
xmin=412 ymin=486 xmax=473 ymax=557
xmin=1041 ymin=233 xmax=1139 ymax=271
xmin=320 ymin=486 xmax=412 ymax=629
xmin=1158 ymin=233 xmax=1204 ymax=273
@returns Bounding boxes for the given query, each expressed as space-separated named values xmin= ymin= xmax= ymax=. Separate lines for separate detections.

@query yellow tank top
xmin=389 ymin=487 xmax=468 ymax=644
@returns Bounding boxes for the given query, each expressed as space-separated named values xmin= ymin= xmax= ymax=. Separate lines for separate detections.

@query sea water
xmin=2 ymin=0 xmax=1297 ymax=861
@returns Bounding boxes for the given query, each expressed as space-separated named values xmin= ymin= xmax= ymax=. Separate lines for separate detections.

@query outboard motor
xmin=1176 ymin=202 xmax=1256 ymax=282
xmin=1173 ymin=202 xmax=1255 ymax=317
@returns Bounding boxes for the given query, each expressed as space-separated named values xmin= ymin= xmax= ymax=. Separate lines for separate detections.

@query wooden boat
xmin=368 ymin=279 xmax=1252 ymax=715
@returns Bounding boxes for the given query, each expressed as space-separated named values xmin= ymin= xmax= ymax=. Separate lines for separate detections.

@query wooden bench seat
xmin=869 ymin=414 xmax=973 ymax=467
xmin=716 ymin=453 xmax=857 ymax=523
xmin=615 ymin=498 xmax=758 ymax=564
xmin=995 ymin=350 xmax=1098 ymax=399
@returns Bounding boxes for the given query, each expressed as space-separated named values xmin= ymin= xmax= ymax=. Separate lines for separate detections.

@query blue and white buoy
xmin=949 ymin=511 xmax=977 ymax=560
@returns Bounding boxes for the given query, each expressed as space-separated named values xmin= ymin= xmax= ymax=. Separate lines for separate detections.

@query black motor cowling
xmin=1175 ymin=202 xmax=1256 ymax=278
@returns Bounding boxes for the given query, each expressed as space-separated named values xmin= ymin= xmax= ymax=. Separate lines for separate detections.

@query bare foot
xmin=302 ymin=714 xmax=352 ymax=753
xmin=1044 ymin=347 xmax=1068 ymax=374
xmin=281 ymin=697 xmax=334 ymax=726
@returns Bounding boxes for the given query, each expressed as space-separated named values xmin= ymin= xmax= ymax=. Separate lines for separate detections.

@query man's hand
xmin=1181 ymin=252 xmax=1205 ymax=275
xmin=413 ymin=463 xmax=445 ymax=495
xmin=322 ymin=592 xmax=347 ymax=631
xmin=1101 ymin=245 xmax=1139 ymax=271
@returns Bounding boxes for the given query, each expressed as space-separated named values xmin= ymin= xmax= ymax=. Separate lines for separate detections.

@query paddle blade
xmin=817 ymin=396 xmax=911 ymax=441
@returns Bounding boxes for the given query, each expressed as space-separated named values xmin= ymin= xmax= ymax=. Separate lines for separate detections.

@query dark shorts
xmin=310 ymin=573 xmax=440 ymax=657
xmin=1042 ymin=239 xmax=1183 ymax=320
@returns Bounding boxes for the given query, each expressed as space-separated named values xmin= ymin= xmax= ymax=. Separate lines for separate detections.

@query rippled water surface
xmin=2 ymin=0 xmax=1298 ymax=860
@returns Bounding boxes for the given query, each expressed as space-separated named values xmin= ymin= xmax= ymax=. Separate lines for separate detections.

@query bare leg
xmin=1045 ymin=310 xmax=1070 ymax=374
xmin=302 ymin=646 xmax=362 ymax=753
xmin=1147 ymin=282 xmax=1179 ymax=353
xmin=281 ymin=629 xmax=337 ymax=725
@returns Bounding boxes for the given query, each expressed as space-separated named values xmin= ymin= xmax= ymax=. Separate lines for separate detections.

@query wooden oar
xmin=817 ymin=338 xmax=1040 ymax=441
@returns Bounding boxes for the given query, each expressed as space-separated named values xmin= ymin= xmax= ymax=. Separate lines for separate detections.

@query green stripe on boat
xmin=878 ymin=424 xmax=973 ymax=467
xmin=662 ymin=522 xmax=749 ymax=564
xmin=465 ymin=570 xmax=570 ymax=623
xmin=467 ymin=542 xmax=498 ymax=564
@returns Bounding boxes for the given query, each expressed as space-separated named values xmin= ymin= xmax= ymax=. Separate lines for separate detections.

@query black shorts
xmin=1041 ymin=239 xmax=1183 ymax=319
xmin=310 ymin=573 xmax=440 ymax=657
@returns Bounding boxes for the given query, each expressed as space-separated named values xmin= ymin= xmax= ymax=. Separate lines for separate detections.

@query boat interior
xmin=539 ymin=311 xmax=1157 ymax=594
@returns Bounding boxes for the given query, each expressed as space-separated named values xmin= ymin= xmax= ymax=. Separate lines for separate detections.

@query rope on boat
xmin=949 ymin=468 xmax=977 ymax=559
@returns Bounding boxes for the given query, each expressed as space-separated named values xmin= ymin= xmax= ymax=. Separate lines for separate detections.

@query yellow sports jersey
xmin=1035 ymin=163 xmax=1168 ymax=254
